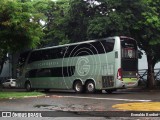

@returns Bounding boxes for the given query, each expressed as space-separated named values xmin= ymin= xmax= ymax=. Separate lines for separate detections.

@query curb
xmin=118 ymin=87 xmax=160 ymax=92
xmin=0 ymin=95 xmax=46 ymax=100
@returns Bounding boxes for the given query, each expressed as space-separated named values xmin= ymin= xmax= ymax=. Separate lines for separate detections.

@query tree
xmin=67 ymin=0 xmax=130 ymax=40
xmin=126 ymin=0 xmax=160 ymax=88
xmin=33 ymin=0 xmax=70 ymax=46
xmin=0 ymin=0 xmax=44 ymax=74
xmin=66 ymin=0 xmax=93 ymax=42
xmin=71 ymin=0 xmax=160 ymax=89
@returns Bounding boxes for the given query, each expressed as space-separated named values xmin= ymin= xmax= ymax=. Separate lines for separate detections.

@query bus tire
xmin=95 ymin=90 xmax=102 ymax=94
xmin=44 ymin=89 xmax=50 ymax=92
xmin=73 ymin=81 xmax=84 ymax=93
xmin=105 ymin=89 xmax=116 ymax=94
xmin=25 ymin=82 xmax=33 ymax=92
xmin=85 ymin=81 xmax=95 ymax=93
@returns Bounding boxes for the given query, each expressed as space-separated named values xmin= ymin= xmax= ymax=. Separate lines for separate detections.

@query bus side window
xmin=89 ymin=43 xmax=97 ymax=55
xmin=25 ymin=69 xmax=37 ymax=78
xmin=36 ymin=68 xmax=51 ymax=77
xmin=46 ymin=49 xmax=51 ymax=60
xmin=67 ymin=45 xmax=79 ymax=57
xmin=41 ymin=50 xmax=45 ymax=60
xmin=37 ymin=51 xmax=42 ymax=61
xmin=43 ymin=49 xmax=51 ymax=60
xmin=60 ymin=47 xmax=69 ymax=58
xmin=58 ymin=48 xmax=64 ymax=58
xmin=104 ymin=39 xmax=115 ymax=53
xmin=92 ymin=41 xmax=105 ymax=54
xmin=77 ymin=44 xmax=92 ymax=56
xmin=28 ymin=52 xmax=35 ymax=63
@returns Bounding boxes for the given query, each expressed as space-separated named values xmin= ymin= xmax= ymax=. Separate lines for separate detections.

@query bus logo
xmin=76 ymin=57 xmax=90 ymax=76
xmin=128 ymin=50 xmax=133 ymax=58
xmin=2 ymin=112 xmax=11 ymax=117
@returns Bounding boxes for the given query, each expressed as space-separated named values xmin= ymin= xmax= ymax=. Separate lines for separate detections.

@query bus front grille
xmin=102 ymin=76 xmax=114 ymax=88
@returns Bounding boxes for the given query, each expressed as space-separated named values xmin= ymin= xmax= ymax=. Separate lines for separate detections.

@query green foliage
xmin=0 ymin=0 xmax=159 ymax=88
xmin=0 ymin=0 xmax=44 ymax=54
xmin=85 ymin=0 xmax=160 ymax=65
xmin=33 ymin=0 xmax=70 ymax=46
xmin=65 ymin=0 xmax=160 ymax=88
xmin=66 ymin=0 xmax=90 ymax=42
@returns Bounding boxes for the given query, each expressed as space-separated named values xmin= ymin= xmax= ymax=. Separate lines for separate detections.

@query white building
xmin=0 ymin=53 xmax=19 ymax=83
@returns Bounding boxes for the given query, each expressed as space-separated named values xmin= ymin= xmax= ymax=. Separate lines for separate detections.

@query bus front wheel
xmin=85 ymin=81 xmax=95 ymax=93
xmin=25 ymin=82 xmax=33 ymax=92
xmin=73 ymin=81 xmax=84 ymax=93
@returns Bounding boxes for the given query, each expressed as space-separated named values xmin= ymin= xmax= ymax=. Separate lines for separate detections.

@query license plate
xmin=127 ymin=82 xmax=135 ymax=85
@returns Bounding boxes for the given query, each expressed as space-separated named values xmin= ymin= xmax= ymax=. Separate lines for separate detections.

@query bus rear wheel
xmin=25 ymin=82 xmax=33 ymax=92
xmin=85 ymin=81 xmax=95 ymax=93
xmin=73 ymin=81 xmax=84 ymax=93
xmin=44 ymin=89 xmax=50 ymax=92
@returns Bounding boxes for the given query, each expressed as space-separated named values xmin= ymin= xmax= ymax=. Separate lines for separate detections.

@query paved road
xmin=0 ymin=88 xmax=160 ymax=120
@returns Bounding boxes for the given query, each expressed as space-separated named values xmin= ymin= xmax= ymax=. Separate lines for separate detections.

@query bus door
xmin=120 ymin=38 xmax=138 ymax=85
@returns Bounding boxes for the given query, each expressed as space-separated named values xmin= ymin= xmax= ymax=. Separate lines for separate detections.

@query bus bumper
xmin=115 ymin=79 xmax=125 ymax=88
xmin=115 ymin=79 xmax=138 ymax=88
xmin=124 ymin=81 xmax=138 ymax=88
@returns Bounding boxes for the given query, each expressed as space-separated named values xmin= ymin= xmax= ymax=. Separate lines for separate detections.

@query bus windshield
xmin=121 ymin=38 xmax=138 ymax=72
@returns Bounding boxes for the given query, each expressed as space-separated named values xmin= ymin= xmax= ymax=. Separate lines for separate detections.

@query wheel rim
xmin=75 ymin=83 xmax=81 ymax=92
xmin=87 ymin=83 xmax=94 ymax=92
xmin=26 ymin=83 xmax=31 ymax=91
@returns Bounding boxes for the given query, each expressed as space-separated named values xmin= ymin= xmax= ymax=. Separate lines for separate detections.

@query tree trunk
xmin=0 ymin=56 xmax=6 ymax=75
xmin=147 ymin=55 xmax=155 ymax=89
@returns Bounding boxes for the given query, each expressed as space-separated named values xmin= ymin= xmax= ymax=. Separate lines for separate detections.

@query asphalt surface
xmin=1 ymin=88 xmax=160 ymax=120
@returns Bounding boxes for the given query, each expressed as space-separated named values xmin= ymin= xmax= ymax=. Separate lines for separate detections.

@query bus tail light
xmin=117 ymin=68 xmax=123 ymax=81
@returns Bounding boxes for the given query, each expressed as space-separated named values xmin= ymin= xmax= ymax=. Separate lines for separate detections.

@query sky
xmin=139 ymin=51 xmax=160 ymax=69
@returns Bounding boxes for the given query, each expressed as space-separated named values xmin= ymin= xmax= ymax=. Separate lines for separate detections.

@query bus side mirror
xmin=138 ymin=50 xmax=143 ymax=59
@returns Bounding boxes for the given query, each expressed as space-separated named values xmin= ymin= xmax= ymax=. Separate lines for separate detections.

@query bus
xmin=16 ymin=36 xmax=139 ymax=93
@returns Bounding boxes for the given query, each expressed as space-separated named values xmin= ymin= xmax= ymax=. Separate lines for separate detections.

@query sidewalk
xmin=118 ymin=87 xmax=160 ymax=92
xmin=1 ymin=87 xmax=160 ymax=93
xmin=0 ymin=88 xmax=26 ymax=92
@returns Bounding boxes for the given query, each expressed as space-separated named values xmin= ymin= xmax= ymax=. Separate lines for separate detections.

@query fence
xmin=138 ymin=68 xmax=160 ymax=86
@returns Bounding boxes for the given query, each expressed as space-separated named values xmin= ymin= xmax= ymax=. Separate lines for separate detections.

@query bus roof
xmin=34 ymin=36 xmax=133 ymax=51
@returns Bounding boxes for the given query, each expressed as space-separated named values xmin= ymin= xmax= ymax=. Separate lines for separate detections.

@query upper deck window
xmin=121 ymin=38 xmax=137 ymax=59
xmin=121 ymin=38 xmax=137 ymax=50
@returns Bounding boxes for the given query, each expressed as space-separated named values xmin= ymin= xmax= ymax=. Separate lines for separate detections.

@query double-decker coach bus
xmin=16 ymin=36 xmax=138 ymax=93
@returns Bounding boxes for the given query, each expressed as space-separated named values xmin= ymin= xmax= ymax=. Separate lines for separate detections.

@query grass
xmin=0 ymin=91 xmax=45 ymax=99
